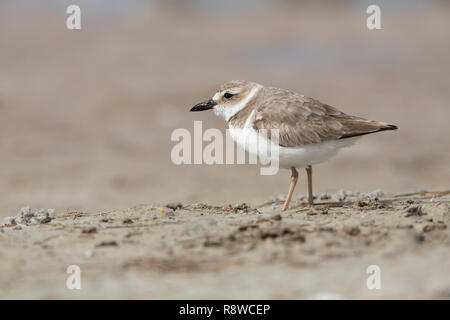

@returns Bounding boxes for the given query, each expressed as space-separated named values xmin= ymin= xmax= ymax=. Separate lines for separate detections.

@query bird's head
xmin=190 ymin=80 xmax=262 ymax=121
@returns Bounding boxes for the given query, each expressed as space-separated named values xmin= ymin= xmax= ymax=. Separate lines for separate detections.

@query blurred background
xmin=1 ymin=0 xmax=449 ymax=217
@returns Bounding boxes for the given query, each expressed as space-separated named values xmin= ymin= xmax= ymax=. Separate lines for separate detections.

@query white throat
xmin=213 ymin=85 xmax=262 ymax=122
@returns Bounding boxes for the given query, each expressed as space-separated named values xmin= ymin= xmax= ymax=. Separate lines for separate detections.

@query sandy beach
xmin=1 ymin=190 xmax=448 ymax=299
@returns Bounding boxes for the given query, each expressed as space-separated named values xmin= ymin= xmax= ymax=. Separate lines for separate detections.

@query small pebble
xmin=404 ymin=205 xmax=424 ymax=217
xmin=423 ymin=225 xmax=435 ymax=233
xmin=414 ymin=234 xmax=425 ymax=243
xmin=96 ymin=240 xmax=118 ymax=247
xmin=337 ymin=190 xmax=348 ymax=201
xmin=320 ymin=193 xmax=331 ymax=200
xmin=3 ymin=207 xmax=55 ymax=226
xmin=166 ymin=202 xmax=183 ymax=211
xmin=344 ymin=226 xmax=361 ymax=236
xmin=82 ymin=226 xmax=97 ymax=234
xmin=165 ymin=211 xmax=176 ymax=218
xmin=271 ymin=214 xmax=282 ymax=221
xmin=356 ymin=200 xmax=369 ymax=207
xmin=40 ymin=217 xmax=52 ymax=224
xmin=84 ymin=249 xmax=95 ymax=257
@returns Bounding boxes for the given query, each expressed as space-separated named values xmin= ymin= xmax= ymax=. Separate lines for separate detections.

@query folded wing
xmin=252 ymin=88 xmax=397 ymax=147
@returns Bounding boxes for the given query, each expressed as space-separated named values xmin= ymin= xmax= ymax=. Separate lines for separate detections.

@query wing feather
xmin=252 ymin=88 xmax=397 ymax=147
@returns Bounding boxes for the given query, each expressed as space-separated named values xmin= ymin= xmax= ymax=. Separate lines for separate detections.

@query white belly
xmin=277 ymin=138 xmax=359 ymax=168
xmin=229 ymin=126 xmax=359 ymax=169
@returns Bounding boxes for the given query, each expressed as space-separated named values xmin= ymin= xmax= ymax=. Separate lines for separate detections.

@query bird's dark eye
xmin=224 ymin=92 xmax=234 ymax=99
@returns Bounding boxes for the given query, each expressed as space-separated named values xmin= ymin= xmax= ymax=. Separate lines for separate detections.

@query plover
xmin=190 ymin=80 xmax=397 ymax=211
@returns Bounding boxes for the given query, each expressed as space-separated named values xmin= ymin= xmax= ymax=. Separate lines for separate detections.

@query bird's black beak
xmin=190 ymin=99 xmax=217 ymax=112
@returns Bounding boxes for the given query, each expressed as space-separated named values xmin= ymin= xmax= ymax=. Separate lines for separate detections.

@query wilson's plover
xmin=190 ymin=80 xmax=397 ymax=211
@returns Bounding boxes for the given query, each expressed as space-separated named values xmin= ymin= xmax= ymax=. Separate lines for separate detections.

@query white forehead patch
xmin=212 ymin=85 xmax=262 ymax=122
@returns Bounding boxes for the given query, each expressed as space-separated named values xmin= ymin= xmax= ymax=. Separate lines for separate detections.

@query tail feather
xmin=339 ymin=124 xmax=398 ymax=139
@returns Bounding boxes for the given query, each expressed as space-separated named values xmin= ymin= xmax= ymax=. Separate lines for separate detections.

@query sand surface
xmin=1 ymin=191 xmax=448 ymax=299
